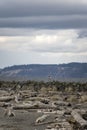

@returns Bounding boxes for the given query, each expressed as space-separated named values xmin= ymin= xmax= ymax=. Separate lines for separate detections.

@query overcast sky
xmin=0 ymin=0 xmax=87 ymax=68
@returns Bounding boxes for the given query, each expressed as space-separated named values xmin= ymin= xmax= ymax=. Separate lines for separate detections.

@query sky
xmin=0 ymin=0 xmax=87 ymax=68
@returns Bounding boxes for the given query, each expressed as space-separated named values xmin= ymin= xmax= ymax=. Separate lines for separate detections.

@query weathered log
xmin=0 ymin=102 xmax=5 ymax=107
xmin=13 ymin=105 xmax=55 ymax=110
xmin=62 ymin=121 xmax=72 ymax=130
xmin=0 ymin=96 xmax=14 ymax=102
xmin=13 ymin=103 xmax=36 ymax=110
xmin=71 ymin=110 xmax=87 ymax=129
xmin=34 ymin=121 xmax=54 ymax=126
xmin=45 ymin=122 xmax=72 ymax=130
xmin=4 ymin=105 xmax=15 ymax=117
xmin=13 ymin=102 xmax=57 ymax=110
xmin=53 ymin=101 xmax=71 ymax=107
xmin=35 ymin=114 xmax=49 ymax=124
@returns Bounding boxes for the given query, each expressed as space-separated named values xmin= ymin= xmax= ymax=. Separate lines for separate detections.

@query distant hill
xmin=0 ymin=63 xmax=87 ymax=82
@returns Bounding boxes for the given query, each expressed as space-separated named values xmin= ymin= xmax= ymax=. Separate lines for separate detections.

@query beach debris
xmin=14 ymin=92 xmax=22 ymax=103
xmin=0 ymin=81 xmax=87 ymax=130
xmin=0 ymin=96 xmax=14 ymax=102
xmin=71 ymin=110 xmax=87 ymax=129
xmin=35 ymin=114 xmax=49 ymax=124
xmin=4 ymin=104 xmax=15 ymax=117
xmin=45 ymin=121 xmax=72 ymax=130
xmin=14 ymin=94 xmax=19 ymax=103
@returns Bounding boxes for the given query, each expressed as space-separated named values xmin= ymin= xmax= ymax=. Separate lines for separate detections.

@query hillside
xmin=0 ymin=63 xmax=87 ymax=81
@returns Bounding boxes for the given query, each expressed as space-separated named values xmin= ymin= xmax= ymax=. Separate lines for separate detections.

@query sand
xmin=0 ymin=108 xmax=49 ymax=130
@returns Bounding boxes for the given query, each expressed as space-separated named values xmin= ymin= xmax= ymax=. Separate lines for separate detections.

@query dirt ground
xmin=0 ymin=108 xmax=49 ymax=130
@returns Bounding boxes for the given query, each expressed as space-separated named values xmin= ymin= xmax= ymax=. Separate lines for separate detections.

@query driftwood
xmin=45 ymin=122 xmax=72 ymax=130
xmin=34 ymin=121 xmax=54 ymax=126
xmin=53 ymin=101 xmax=69 ymax=106
xmin=35 ymin=114 xmax=49 ymax=124
xmin=71 ymin=110 xmax=87 ymax=129
xmin=0 ymin=102 xmax=6 ymax=107
xmin=4 ymin=106 xmax=15 ymax=117
xmin=0 ymin=96 xmax=14 ymax=102
xmin=13 ymin=104 xmax=38 ymax=110
xmin=13 ymin=103 xmax=57 ymax=110
xmin=62 ymin=121 xmax=72 ymax=130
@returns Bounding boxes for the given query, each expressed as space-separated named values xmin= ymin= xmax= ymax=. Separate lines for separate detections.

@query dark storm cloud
xmin=0 ymin=15 xmax=87 ymax=29
xmin=0 ymin=0 xmax=87 ymax=17
xmin=0 ymin=0 xmax=87 ymax=29
xmin=78 ymin=29 xmax=87 ymax=38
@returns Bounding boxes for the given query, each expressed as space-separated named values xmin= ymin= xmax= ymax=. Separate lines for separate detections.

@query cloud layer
xmin=0 ymin=0 xmax=87 ymax=29
xmin=0 ymin=29 xmax=87 ymax=54
xmin=0 ymin=0 xmax=87 ymax=67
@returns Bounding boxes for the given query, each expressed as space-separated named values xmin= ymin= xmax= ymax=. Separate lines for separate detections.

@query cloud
xmin=0 ymin=0 xmax=87 ymax=17
xmin=0 ymin=0 xmax=87 ymax=67
xmin=0 ymin=0 xmax=87 ymax=29
xmin=0 ymin=28 xmax=37 ymax=36
xmin=78 ymin=29 xmax=87 ymax=38
xmin=0 ymin=29 xmax=87 ymax=54
xmin=0 ymin=15 xmax=87 ymax=29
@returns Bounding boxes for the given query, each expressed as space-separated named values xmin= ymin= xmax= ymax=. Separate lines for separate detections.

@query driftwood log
xmin=12 ymin=103 xmax=57 ymax=110
xmin=0 ymin=96 xmax=14 ymax=102
xmin=62 ymin=121 xmax=72 ymax=130
xmin=71 ymin=110 xmax=87 ymax=129
xmin=4 ymin=106 xmax=15 ymax=117
xmin=13 ymin=104 xmax=37 ymax=110
xmin=35 ymin=114 xmax=49 ymax=124
xmin=0 ymin=102 xmax=5 ymax=107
